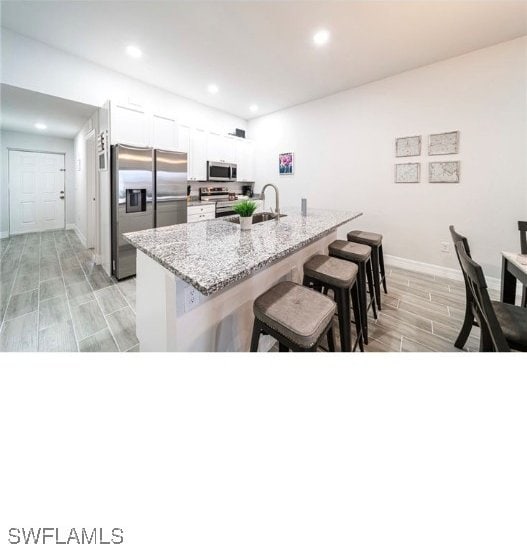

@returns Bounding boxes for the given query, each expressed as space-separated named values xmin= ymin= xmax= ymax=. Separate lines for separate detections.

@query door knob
xmin=60 ymin=190 xmax=65 ymax=194
xmin=59 ymin=196 xmax=65 ymax=200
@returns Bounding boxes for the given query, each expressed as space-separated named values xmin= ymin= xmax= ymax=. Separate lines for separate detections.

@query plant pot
xmin=240 ymin=216 xmax=253 ymax=231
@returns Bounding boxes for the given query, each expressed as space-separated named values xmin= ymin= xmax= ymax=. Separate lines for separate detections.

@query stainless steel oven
xmin=207 ymin=161 xmax=237 ymax=182
xmin=200 ymin=187 xmax=239 ymax=218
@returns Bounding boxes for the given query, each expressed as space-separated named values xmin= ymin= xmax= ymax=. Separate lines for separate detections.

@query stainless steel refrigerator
xmin=111 ymin=145 xmax=188 ymax=280
xmin=154 ymin=149 xmax=188 ymax=228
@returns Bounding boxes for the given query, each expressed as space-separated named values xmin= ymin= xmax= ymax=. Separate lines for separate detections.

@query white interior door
xmin=9 ymin=150 xmax=65 ymax=234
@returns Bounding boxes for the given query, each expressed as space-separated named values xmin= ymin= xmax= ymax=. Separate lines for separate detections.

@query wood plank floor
xmin=271 ymin=265 xmax=486 ymax=353
xmin=363 ymin=265 xmax=483 ymax=352
xmin=2 ymin=231 xmax=488 ymax=353
xmin=0 ymin=230 xmax=137 ymax=352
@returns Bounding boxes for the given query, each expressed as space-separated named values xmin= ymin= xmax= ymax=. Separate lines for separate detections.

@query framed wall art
xmin=395 ymin=163 xmax=420 ymax=183
xmin=429 ymin=161 xmax=460 ymax=183
xmin=279 ymin=152 xmax=294 ymax=175
xmin=395 ymin=135 xmax=421 ymax=157
xmin=429 ymin=131 xmax=459 ymax=155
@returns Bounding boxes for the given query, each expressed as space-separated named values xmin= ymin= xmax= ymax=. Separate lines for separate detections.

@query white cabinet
xmin=236 ymin=139 xmax=254 ymax=182
xmin=152 ymin=113 xmax=177 ymax=150
xmin=177 ymin=125 xmax=191 ymax=153
xmin=189 ymin=128 xmax=207 ymax=181
xmin=187 ymin=203 xmax=215 ymax=223
xmin=207 ymin=133 xmax=236 ymax=163
xmin=110 ymin=102 xmax=150 ymax=146
xmin=207 ymin=132 xmax=222 ymax=162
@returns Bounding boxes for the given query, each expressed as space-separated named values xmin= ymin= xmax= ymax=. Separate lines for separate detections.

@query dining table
xmin=501 ymin=251 xmax=527 ymax=304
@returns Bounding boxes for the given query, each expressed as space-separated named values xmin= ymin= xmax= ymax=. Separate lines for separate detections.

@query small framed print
xmin=279 ymin=152 xmax=294 ymax=175
xmin=395 ymin=135 xmax=421 ymax=157
xmin=429 ymin=131 xmax=459 ymax=155
xmin=429 ymin=161 xmax=460 ymax=183
xmin=395 ymin=163 xmax=420 ymax=183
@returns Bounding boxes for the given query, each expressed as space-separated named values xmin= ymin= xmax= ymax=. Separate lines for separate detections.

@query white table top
xmin=502 ymin=251 xmax=527 ymax=274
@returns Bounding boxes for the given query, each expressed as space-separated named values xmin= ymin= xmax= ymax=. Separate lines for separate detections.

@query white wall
xmin=250 ymin=37 xmax=527 ymax=278
xmin=0 ymin=130 xmax=75 ymax=236
xmin=1 ymin=28 xmax=247 ymax=135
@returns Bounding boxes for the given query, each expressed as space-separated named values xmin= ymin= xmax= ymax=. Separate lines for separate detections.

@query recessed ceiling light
xmin=208 ymin=84 xmax=219 ymax=94
xmin=249 ymin=104 xmax=259 ymax=113
xmin=126 ymin=45 xmax=142 ymax=58
xmin=313 ymin=29 xmax=330 ymax=46
xmin=34 ymin=123 xmax=47 ymax=130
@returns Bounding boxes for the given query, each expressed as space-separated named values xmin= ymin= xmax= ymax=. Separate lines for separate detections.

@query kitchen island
xmin=124 ymin=208 xmax=362 ymax=351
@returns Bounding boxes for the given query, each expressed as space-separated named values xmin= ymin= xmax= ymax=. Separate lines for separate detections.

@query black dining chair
xmin=455 ymin=241 xmax=527 ymax=352
xmin=449 ymin=225 xmax=479 ymax=349
xmin=519 ymin=221 xmax=527 ymax=307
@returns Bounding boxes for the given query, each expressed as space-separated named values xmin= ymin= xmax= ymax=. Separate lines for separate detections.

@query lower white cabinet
xmin=187 ymin=204 xmax=215 ymax=223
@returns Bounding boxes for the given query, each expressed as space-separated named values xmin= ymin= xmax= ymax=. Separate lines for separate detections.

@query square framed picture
xmin=395 ymin=163 xmax=420 ymax=183
xmin=429 ymin=161 xmax=460 ymax=183
xmin=279 ymin=152 xmax=294 ymax=175
xmin=395 ymin=135 xmax=421 ymax=157
xmin=429 ymin=131 xmax=459 ymax=155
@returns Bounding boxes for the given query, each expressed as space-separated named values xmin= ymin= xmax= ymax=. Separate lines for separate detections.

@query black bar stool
xmin=250 ymin=281 xmax=337 ymax=352
xmin=347 ymin=230 xmax=386 ymax=310
xmin=328 ymin=240 xmax=377 ymax=344
xmin=302 ymin=254 xmax=364 ymax=352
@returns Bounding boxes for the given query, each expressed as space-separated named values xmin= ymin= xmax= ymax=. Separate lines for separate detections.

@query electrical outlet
xmin=184 ymin=285 xmax=201 ymax=312
xmin=441 ymin=242 xmax=451 ymax=253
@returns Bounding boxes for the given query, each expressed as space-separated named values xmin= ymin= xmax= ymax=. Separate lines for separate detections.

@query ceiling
xmin=1 ymin=1 xmax=526 ymax=120
xmin=0 ymin=84 xmax=98 ymax=138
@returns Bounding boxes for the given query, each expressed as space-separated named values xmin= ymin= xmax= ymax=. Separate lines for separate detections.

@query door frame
xmin=85 ymin=130 xmax=99 ymax=253
xmin=7 ymin=148 xmax=66 ymax=235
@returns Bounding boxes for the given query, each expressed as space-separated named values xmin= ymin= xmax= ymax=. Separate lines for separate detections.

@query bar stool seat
xmin=303 ymin=254 xmax=363 ymax=352
xmin=347 ymin=230 xmax=383 ymax=247
xmin=329 ymin=240 xmax=371 ymax=262
xmin=253 ymin=281 xmax=336 ymax=350
xmin=303 ymin=253 xmax=358 ymax=288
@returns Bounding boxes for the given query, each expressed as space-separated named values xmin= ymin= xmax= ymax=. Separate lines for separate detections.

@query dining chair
xmin=449 ymin=225 xmax=478 ymax=349
xmin=519 ymin=221 xmax=527 ymax=307
xmin=455 ymin=241 xmax=527 ymax=352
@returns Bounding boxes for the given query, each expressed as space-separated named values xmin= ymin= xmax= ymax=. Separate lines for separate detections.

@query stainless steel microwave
xmin=207 ymin=161 xmax=237 ymax=182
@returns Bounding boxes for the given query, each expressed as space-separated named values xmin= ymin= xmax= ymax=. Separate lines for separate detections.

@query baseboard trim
xmin=70 ymin=224 xmax=87 ymax=248
xmin=384 ymin=254 xmax=501 ymax=292
xmin=0 ymin=231 xmax=8 ymax=239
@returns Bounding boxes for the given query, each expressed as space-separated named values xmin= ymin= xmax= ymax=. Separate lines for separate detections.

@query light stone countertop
xmin=124 ymin=208 xmax=362 ymax=295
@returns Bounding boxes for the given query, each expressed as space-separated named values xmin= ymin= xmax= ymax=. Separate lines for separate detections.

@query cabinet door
xmin=224 ymin=136 xmax=236 ymax=163
xmin=236 ymin=139 xmax=254 ymax=181
xmin=190 ymin=128 xmax=207 ymax=181
xmin=244 ymin=140 xmax=254 ymax=181
xmin=152 ymin=114 xmax=177 ymax=150
xmin=207 ymin=132 xmax=222 ymax=162
xmin=177 ymin=125 xmax=190 ymax=153
xmin=111 ymin=102 xmax=149 ymax=146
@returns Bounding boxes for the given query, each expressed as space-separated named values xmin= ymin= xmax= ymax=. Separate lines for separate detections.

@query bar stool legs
xmin=303 ymin=277 xmax=364 ymax=352
xmin=379 ymin=244 xmax=387 ymax=295
xmin=371 ymin=246 xmax=382 ymax=311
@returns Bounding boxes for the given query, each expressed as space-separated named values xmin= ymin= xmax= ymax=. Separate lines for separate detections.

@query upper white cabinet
xmin=152 ymin=113 xmax=177 ymax=150
xmin=189 ymin=128 xmax=207 ymax=181
xmin=235 ymin=138 xmax=254 ymax=182
xmin=207 ymin=132 xmax=223 ymax=163
xmin=109 ymin=101 xmax=253 ymax=182
xmin=110 ymin=102 xmax=150 ymax=147
xmin=177 ymin=124 xmax=191 ymax=153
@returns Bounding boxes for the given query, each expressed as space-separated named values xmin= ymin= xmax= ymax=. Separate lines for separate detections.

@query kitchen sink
xmin=227 ymin=212 xmax=287 ymax=225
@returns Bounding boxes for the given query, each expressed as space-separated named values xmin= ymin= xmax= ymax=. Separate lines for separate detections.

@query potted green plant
xmin=233 ymin=200 xmax=258 ymax=231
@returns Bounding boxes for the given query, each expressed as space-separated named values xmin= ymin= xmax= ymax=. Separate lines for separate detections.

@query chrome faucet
xmin=261 ymin=183 xmax=280 ymax=215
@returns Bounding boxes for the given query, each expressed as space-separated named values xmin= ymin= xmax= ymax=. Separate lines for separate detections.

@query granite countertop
xmin=124 ymin=209 xmax=362 ymax=295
